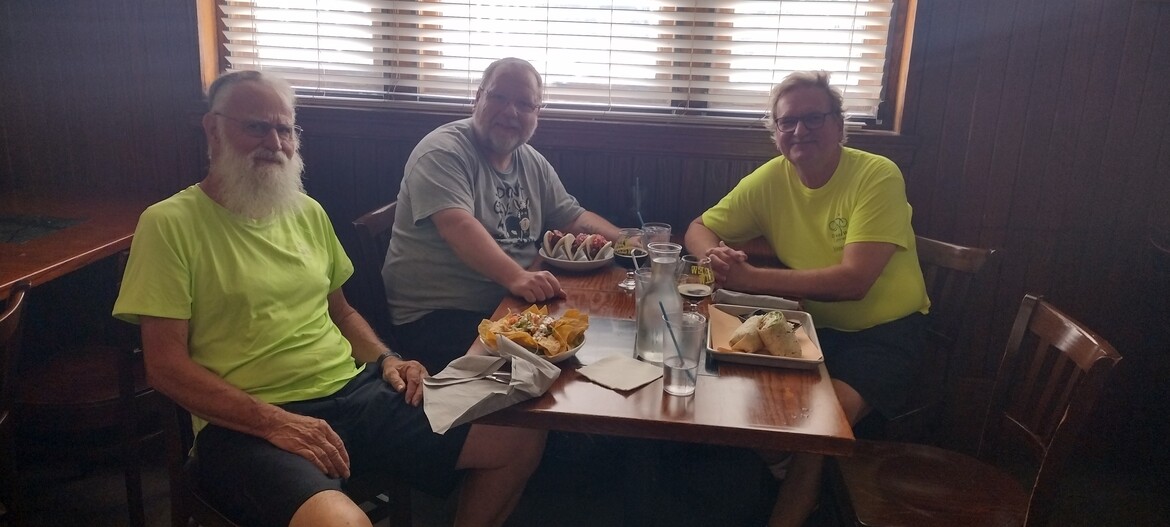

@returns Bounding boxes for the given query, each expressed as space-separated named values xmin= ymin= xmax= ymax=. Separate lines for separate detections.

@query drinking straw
xmin=634 ymin=177 xmax=645 ymax=227
xmin=659 ymin=301 xmax=696 ymax=382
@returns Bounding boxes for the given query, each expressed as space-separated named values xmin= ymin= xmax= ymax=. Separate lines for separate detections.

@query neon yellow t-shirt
xmin=113 ymin=186 xmax=360 ymax=404
xmin=701 ymin=147 xmax=930 ymax=330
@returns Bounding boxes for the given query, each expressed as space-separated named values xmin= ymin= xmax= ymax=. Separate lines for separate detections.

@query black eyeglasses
xmin=482 ymin=90 xmax=542 ymax=114
xmin=214 ymin=112 xmax=302 ymax=140
xmin=774 ymin=112 xmax=835 ymax=133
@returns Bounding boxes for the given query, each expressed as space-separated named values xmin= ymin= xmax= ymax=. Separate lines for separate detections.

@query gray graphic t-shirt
xmin=383 ymin=118 xmax=584 ymax=324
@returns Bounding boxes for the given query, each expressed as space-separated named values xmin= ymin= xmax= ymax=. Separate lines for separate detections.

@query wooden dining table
xmin=1 ymin=191 xmax=153 ymax=300
xmin=472 ymin=260 xmax=855 ymax=457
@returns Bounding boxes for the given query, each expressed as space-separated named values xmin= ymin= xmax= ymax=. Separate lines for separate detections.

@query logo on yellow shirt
xmin=829 ymin=218 xmax=848 ymax=243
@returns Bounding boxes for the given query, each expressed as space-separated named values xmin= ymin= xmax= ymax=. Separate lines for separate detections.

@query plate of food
xmin=477 ymin=305 xmax=590 ymax=364
xmin=706 ymin=304 xmax=824 ymax=369
xmin=539 ymin=230 xmax=614 ymax=272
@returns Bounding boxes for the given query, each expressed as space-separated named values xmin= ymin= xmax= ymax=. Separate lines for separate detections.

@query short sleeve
xmin=113 ymin=207 xmax=195 ymax=324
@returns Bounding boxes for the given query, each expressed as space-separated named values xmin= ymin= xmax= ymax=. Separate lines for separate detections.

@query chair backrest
xmin=0 ymin=283 xmax=30 ymax=523
xmin=878 ymin=236 xmax=998 ymax=441
xmin=1152 ymin=236 xmax=1170 ymax=333
xmin=0 ymin=283 xmax=30 ymax=416
xmin=352 ymin=201 xmax=397 ymax=339
xmin=979 ymin=294 xmax=1122 ymax=526
xmin=353 ymin=201 xmax=397 ymax=278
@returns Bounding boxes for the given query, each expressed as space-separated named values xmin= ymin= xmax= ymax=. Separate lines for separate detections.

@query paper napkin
xmin=577 ymin=355 xmax=663 ymax=391
xmin=422 ymin=336 xmax=561 ymax=434
xmin=713 ymin=289 xmax=801 ymax=310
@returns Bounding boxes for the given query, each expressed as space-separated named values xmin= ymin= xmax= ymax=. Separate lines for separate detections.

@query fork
xmin=484 ymin=372 xmax=512 ymax=384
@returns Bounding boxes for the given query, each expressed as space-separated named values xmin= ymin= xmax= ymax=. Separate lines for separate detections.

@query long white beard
xmin=211 ymin=143 xmax=306 ymax=220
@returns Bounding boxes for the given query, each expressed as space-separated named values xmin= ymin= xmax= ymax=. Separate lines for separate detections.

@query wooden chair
xmin=164 ymin=398 xmax=411 ymax=527
xmin=857 ymin=235 xmax=999 ymax=443
xmin=352 ymin=201 xmax=397 ymax=343
xmin=829 ymin=294 xmax=1123 ymax=527
xmin=1151 ymin=235 xmax=1170 ymax=335
xmin=14 ymin=254 xmax=166 ymax=527
xmin=0 ymin=283 xmax=30 ymax=525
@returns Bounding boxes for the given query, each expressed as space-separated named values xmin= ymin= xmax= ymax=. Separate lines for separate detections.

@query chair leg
xmin=121 ymin=406 xmax=147 ymax=527
xmin=124 ymin=461 xmax=146 ymax=527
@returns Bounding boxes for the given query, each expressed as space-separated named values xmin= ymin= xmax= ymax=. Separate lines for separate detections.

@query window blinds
xmin=220 ymin=0 xmax=894 ymax=119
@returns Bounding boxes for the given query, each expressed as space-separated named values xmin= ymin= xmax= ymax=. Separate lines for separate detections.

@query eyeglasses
xmin=482 ymin=90 xmax=542 ymax=114
xmin=214 ymin=112 xmax=302 ymax=140
xmin=774 ymin=112 xmax=835 ymax=133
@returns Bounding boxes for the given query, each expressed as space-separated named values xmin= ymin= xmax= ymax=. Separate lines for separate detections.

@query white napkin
xmin=422 ymin=336 xmax=561 ymax=434
xmin=713 ymin=289 xmax=801 ymax=310
xmin=577 ymin=355 xmax=662 ymax=391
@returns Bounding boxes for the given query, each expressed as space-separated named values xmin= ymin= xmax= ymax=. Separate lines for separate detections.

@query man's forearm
xmin=141 ymin=316 xmax=286 ymax=439
xmin=433 ymin=209 xmax=529 ymax=285
xmin=562 ymin=211 xmax=622 ymax=242
xmin=327 ymin=289 xmax=391 ymax=364
xmin=684 ymin=217 xmax=724 ymax=256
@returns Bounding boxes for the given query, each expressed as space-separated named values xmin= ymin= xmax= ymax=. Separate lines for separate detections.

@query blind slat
xmin=220 ymin=0 xmax=897 ymax=118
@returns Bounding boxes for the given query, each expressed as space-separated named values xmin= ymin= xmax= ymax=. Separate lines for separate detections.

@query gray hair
xmin=764 ymin=70 xmax=845 ymax=143
xmin=479 ymin=57 xmax=543 ymax=95
xmin=207 ymin=70 xmax=297 ymax=115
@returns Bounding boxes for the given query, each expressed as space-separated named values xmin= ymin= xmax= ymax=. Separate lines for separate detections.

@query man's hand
xmin=262 ymin=411 xmax=351 ymax=479
xmin=506 ymin=270 xmax=565 ymax=303
xmin=705 ymin=242 xmax=750 ymax=289
xmin=382 ymin=357 xmax=427 ymax=406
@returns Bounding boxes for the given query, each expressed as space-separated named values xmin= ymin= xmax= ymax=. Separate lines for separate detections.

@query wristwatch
xmin=375 ymin=350 xmax=403 ymax=368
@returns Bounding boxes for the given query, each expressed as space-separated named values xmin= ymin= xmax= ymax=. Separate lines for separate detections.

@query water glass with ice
xmin=661 ymin=311 xmax=706 ymax=397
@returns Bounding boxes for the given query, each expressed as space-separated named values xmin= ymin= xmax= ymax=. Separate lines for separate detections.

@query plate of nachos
xmin=477 ymin=305 xmax=589 ymax=363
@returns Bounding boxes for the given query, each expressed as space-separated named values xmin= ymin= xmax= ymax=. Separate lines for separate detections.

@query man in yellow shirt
xmin=114 ymin=70 xmax=544 ymax=527
xmin=685 ymin=70 xmax=929 ymax=527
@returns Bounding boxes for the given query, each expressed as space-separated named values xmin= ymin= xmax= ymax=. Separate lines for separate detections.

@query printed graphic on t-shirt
xmin=494 ymin=181 xmax=534 ymax=248
xmin=829 ymin=217 xmax=848 ymax=243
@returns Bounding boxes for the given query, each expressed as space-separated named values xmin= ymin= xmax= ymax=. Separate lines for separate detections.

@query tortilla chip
xmin=477 ymin=305 xmax=589 ymax=357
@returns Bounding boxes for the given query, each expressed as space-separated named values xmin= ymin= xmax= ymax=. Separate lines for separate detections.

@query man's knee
xmin=289 ymin=490 xmax=371 ymax=527
xmin=830 ymin=379 xmax=870 ymax=424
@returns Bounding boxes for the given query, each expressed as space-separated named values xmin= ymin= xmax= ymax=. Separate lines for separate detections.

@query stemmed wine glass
xmin=614 ymin=228 xmax=647 ymax=291
xmin=677 ymin=255 xmax=714 ymax=311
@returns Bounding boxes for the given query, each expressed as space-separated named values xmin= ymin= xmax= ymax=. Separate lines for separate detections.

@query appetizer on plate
xmin=477 ymin=305 xmax=589 ymax=358
xmin=542 ymin=230 xmax=614 ymax=261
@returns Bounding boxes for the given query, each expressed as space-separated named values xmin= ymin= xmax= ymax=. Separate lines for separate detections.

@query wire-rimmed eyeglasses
xmin=214 ymin=112 xmax=302 ymax=140
xmin=482 ymin=90 xmax=543 ymax=114
xmin=774 ymin=112 xmax=835 ymax=133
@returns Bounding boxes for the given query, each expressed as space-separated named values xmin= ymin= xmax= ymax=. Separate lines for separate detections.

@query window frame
xmin=198 ymin=0 xmax=916 ymax=134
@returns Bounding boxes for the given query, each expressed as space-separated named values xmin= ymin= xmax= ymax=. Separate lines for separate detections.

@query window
xmin=215 ymin=0 xmax=910 ymax=126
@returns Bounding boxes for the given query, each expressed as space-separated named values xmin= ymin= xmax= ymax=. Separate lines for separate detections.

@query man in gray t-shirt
xmin=383 ymin=57 xmax=621 ymax=373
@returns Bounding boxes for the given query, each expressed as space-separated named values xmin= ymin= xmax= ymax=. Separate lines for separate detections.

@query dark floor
xmin=3 ymin=432 xmax=1168 ymax=527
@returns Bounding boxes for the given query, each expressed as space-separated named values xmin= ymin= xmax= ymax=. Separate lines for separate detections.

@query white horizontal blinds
xmin=219 ymin=0 xmax=893 ymax=118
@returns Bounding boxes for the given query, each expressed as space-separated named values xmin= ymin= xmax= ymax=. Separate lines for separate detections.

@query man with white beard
xmin=113 ymin=70 xmax=545 ymax=527
xmin=384 ymin=57 xmax=622 ymax=373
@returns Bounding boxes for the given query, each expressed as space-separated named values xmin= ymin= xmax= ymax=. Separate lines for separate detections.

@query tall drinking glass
xmin=677 ymin=255 xmax=714 ymax=312
xmin=662 ymin=311 xmax=706 ymax=397
xmin=614 ymin=227 xmax=646 ymax=291
xmin=641 ymin=222 xmax=672 ymax=245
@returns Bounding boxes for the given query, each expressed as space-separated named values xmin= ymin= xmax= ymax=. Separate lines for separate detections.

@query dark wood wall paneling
xmin=903 ymin=0 xmax=1170 ymax=459
xmin=2 ymin=0 xmax=1167 ymax=466
xmin=0 ymin=0 xmax=205 ymax=197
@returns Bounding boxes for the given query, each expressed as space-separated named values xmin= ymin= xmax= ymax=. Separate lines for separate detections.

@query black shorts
xmin=191 ymin=367 xmax=471 ymax=527
xmin=394 ymin=308 xmax=493 ymax=374
xmin=818 ymin=312 xmax=927 ymax=419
